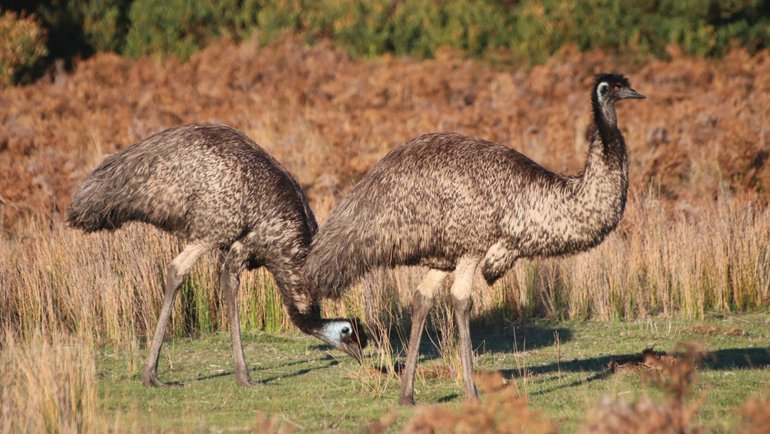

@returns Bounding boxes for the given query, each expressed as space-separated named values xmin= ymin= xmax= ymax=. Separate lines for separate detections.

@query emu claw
xmin=142 ymin=371 xmax=184 ymax=388
xmin=236 ymin=374 xmax=257 ymax=387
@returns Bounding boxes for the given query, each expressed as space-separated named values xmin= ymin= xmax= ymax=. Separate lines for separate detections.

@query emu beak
xmin=620 ymin=87 xmax=646 ymax=100
xmin=344 ymin=319 xmax=368 ymax=364
xmin=341 ymin=340 xmax=364 ymax=364
xmin=313 ymin=318 xmax=368 ymax=364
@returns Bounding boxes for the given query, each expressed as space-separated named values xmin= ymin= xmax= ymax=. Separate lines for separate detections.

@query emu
xmin=68 ymin=123 xmax=366 ymax=387
xmin=303 ymin=73 xmax=645 ymax=404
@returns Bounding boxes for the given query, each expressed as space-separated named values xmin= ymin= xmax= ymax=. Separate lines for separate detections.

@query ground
xmin=98 ymin=312 xmax=770 ymax=432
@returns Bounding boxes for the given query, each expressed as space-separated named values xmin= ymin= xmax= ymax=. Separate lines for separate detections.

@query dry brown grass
xmin=0 ymin=332 xmax=107 ymax=433
xmin=738 ymin=394 xmax=770 ymax=434
xmin=401 ymin=372 xmax=557 ymax=434
xmin=579 ymin=343 xmax=709 ymax=434
xmin=0 ymin=218 xmax=292 ymax=354
xmin=0 ymin=196 xmax=767 ymax=356
xmin=0 ymin=37 xmax=769 ymax=228
xmin=498 ymin=195 xmax=770 ymax=321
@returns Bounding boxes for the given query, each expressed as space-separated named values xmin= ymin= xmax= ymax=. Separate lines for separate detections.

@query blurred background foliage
xmin=2 ymin=0 xmax=769 ymax=85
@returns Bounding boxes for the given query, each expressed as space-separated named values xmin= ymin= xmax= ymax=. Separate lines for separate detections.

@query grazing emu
xmin=68 ymin=123 xmax=366 ymax=387
xmin=304 ymin=73 xmax=645 ymax=404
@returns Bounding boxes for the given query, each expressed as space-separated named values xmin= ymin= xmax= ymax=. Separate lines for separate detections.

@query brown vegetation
xmin=580 ymin=343 xmax=707 ymax=434
xmin=402 ymin=372 xmax=557 ymax=434
xmin=0 ymin=332 xmax=107 ymax=433
xmin=363 ymin=345 xmax=770 ymax=434
xmin=1 ymin=35 xmax=768 ymax=433
xmin=739 ymin=395 xmax=770 ymax=434
xmin=1 ymin=37 xmax=769 ymax=228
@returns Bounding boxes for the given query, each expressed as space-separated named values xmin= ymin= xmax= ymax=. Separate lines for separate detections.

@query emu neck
xmin=558 ymin=96 xmax=628 ymax=250
xmin=286 ymin=302 xmax=324 ymax=334
xmin=590 ymin=98 xmax=625 ymax=169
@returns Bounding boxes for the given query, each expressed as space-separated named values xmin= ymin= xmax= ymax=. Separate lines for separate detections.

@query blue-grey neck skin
xmin=304 ymin=73 xmax=643 ymax=295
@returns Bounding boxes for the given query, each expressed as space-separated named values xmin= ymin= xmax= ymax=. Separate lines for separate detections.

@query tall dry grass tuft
xmin=0 ymin=332 xmax=107 ymax=433
xmin=580 ymin=343 xmax=709 ymax=434
xmin=0 ymin=218 xmax=291 ymax=356
xmin=738 ymin=394 xmax=770 ymax=434
xmin=1 ymin=196 xmax=767 ymax=370
xmin=253 ymin=411 xmax=298 ymax=434
xmin=497 ymin=196 xmax=770 ymax=321
xmin=401 ymin=372 xmax=556 ymax=434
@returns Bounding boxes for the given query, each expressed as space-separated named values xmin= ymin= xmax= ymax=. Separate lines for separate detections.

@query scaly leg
xmin=220 ymin=242 xmax=253 ymax=386
xmin=399 ymin=269 xmax=448 ymax=406
xmin=451 ymin=256 xmax=480 ymax=402
xmin=142 ymin=243 xmax=209 ymax=387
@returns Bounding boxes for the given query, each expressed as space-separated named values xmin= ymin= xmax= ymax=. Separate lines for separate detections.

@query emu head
xmin=312 ymin=318 xmax=368 ymax=363
xmin=594 ymin=73 xmax=646 ymax=106
xmin=593 ymin=73 xmax=645 ymax=127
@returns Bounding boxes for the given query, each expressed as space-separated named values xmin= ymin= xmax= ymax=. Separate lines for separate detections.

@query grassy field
xmin=86 ymin=313 xmax=770 ymax=432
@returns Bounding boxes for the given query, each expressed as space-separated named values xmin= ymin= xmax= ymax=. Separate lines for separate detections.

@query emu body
xmin=68 ymin=123 xmax=364 ymax=387
xmin=304 ymin=74 xmax=645 ymax=404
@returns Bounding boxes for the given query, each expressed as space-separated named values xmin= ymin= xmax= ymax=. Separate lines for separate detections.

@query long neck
xmin=590 ymin=94 xmax=626 ymax=171
xmin=574 ymin=95 xmax=629 ymax=229
xmin=285 ymin=301 xmax=324 ymax=334
xmin=549 ymin=95 xmax=628 ymax=251
xmin=269 ymin=261 xmax=324 ymax=335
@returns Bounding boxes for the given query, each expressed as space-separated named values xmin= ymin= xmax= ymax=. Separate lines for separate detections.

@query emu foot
xmin=398 ymin=395 xmax=416 ymax=406
xmin=464 ymin=384 xmax=480 ymax=403
xmin=235 ymin=372 xmax=257 ymax=386
xmin=141 ymin=369 xmax=184 ymax=388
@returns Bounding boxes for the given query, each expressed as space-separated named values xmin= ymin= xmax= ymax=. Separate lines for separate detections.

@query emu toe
xmin=235 ymin=373 xmax=257 ymax=386
xmin=142 ymin=370 xmax=184 ymax=388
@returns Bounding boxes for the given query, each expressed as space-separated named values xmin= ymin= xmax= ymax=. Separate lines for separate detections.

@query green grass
xmin=97 ymin=312 xmax=770 ymax=432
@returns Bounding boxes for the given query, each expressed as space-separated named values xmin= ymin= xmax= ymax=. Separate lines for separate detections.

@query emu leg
xmin=221 ymin=244 xmax=253 ymax=386
xmin=399 ymin=269 xmax=447 ymax=406
xmin=453 ymin=296 xmax=478 ymax=401
xmin=451 ymin=257 xmax=480 ymax=401
xmin=142 ymin=243 xmax=208 ymax=387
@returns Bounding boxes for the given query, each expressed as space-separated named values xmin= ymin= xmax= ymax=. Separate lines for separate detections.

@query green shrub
xmin=35 ymin=0 xmax=131 ymax=60
xmin=254 ymin=0 xmax=305 ymax=45
xmin=254 ymin=0 xmax=509 ymax=58
xmin=0 ymin=10 xmax=48 ymax=86
xmin=6 ymin=0 xmax=770 ymax=79
xmin=508 ymin=0 xmax=770 ymax=61
xmin=125 ymin=0 xmax=260 ymax=59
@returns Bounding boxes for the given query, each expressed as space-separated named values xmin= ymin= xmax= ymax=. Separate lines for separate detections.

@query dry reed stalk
xmin=580 ymin=343 xmax=709 ymax=434
xmin=402 ymin=372 xmax=556 ymax=434
xmin=0 ymin=331 xmax=107 ymax=433
xmin=0 ymin=198 xmax=766 ymax=363
xmin=738 ymin=394 xmax=770 ymax=434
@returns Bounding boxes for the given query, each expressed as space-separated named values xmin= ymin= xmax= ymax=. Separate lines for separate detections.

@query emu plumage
xmin=304 ymin=73 xmax=645 ymax=404
xmin=69 ymin=123 xmax=365 ymax=387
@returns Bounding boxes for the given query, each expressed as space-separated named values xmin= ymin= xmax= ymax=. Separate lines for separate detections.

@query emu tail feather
xmin=305 ymin=217 xmax=385 ymax=300
xmin=67 ymin=152 xmax=139 ymax=232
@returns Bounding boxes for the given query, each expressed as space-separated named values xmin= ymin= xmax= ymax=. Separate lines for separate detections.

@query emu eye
xmin=341 ymin=327 xmax=350 ymax=335
xmin=613 ymin=84 xmax=622 ymax=92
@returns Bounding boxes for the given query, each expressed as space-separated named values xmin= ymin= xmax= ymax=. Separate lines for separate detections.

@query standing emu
xmin=68 ymin=123 xmax=366 ymax=387
xmin=303 ymin=73 xmax=645 ymax=404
